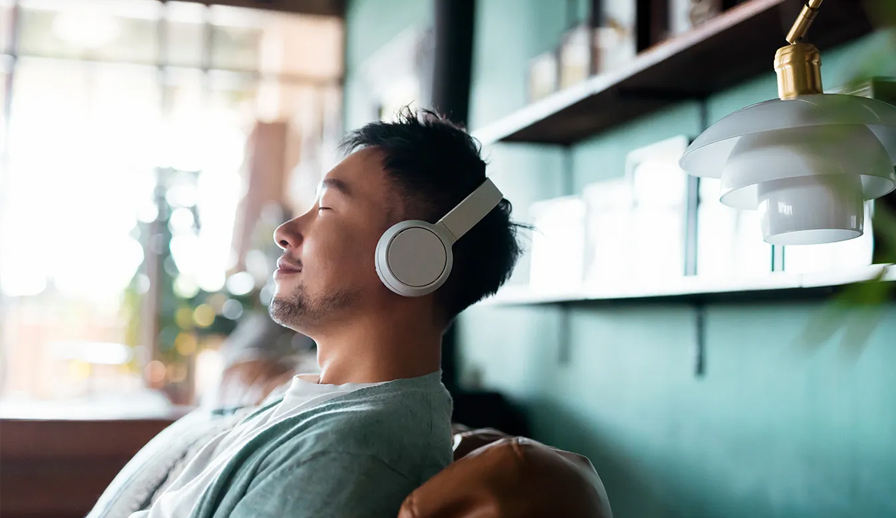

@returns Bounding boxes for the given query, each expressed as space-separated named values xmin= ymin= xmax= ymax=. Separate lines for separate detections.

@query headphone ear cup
xmin=376 ymin=221 xmax=453 ymax=297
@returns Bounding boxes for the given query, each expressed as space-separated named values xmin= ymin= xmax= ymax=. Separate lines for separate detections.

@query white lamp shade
xmin=681 ymin=94 xmax=896 ymax=177
xmin=758 ymin=175 xmax=864 ymax=245
xmin=679 ymin=94 xmax=896 ymax=245
xmin=719 ymin=125 xmax=894 ymax=209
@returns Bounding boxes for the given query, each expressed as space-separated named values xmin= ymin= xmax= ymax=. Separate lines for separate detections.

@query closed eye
xmin=318 ymin=207 xmax=332 ymax=212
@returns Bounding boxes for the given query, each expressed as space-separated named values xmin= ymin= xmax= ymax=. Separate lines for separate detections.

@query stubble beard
xmin=268 ymin=281 xmax=360 ymax=329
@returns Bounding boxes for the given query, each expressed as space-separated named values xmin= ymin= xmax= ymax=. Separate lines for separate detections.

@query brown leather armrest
xmin=399 ymin=435 xmax=612 ymax=518
xmin=452 ymin=428 xmax=509 ymax=461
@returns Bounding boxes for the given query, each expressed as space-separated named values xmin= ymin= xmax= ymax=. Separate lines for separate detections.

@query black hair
xmin=341 ymin=107 xmax=525 ymax=322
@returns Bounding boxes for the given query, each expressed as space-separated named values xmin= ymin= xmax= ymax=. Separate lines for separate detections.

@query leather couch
xmin=400 ymin=426 xmax=612 ymax=518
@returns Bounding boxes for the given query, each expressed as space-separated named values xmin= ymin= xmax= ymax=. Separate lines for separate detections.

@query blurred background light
xmin=50 ymin=341 xmax=134 ymax=365
xmin=225 ymin=271 xmax=255 ymax=296
xmin=193 ymin=304 xmax=216 ymax=328
xmin=221 ymin=299 xmax=244 ymax=320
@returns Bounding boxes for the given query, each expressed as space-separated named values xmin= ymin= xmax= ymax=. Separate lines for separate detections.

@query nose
xmin=273 ymin=217 xmax=303 ymax=251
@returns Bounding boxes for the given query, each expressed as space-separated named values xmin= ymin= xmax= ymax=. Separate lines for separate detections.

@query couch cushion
xmin=399 ymin=434 xmax=612 ymax=518
xmin=451 ymin=427 xmax=509 ymax=461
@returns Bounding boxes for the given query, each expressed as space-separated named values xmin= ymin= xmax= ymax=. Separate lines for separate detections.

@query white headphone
xmin=375 ymin=178 xmax=504 ymax=297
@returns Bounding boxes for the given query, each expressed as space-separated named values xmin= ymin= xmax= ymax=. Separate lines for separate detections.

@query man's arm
xmin=229 ymin=451 xmax=419 ymax=518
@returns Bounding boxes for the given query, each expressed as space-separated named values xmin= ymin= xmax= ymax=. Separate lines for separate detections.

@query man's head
xmin=270 ymin=108 xmax=524 ymax=335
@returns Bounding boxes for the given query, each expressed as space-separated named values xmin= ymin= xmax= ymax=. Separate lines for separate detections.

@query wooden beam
xmin=175 ymin=0 xmax=345 ymax=18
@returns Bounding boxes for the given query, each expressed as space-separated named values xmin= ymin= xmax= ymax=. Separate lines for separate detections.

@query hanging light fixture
xmin=679 ymin=0 xmax=896 ymax=245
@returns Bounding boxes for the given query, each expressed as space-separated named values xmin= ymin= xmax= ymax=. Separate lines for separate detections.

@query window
xmin=2 ymin=58 xmax=160 ymax=401
xmin=1 ymin=0 xmax=14 ymax=55
xmin=164 ymin=1 xmax=205 ymax=68
xmin=0 ymin=0 xmax=343 ymax=414
xmin=18 ymin=0 xmax=160 ymax=64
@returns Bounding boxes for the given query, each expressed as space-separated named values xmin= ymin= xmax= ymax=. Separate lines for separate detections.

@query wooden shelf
xmin=480 ymin=264 xmax=895 ymax=306
xmin=473 ymin=0 xmax=877 ymax=146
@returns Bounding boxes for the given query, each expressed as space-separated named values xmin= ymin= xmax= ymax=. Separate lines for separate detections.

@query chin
xmin=268 ymin=296 xmax=299 ymax=328
xmin=272 ymin=275 xmax=298 ymax=293
xmin=271 ymin=284 xmax=289 ymax=300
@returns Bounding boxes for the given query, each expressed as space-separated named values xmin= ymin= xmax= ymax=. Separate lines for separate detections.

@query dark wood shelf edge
xmin=484 ymin=281 xmax=894 ymax=307
xmin=549 ymin=283 xmax=888 ymax=306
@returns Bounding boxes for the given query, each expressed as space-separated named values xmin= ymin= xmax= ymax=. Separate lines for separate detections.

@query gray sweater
xmin=187 ymin=371 xmax=453 ymax=518
xmin=92 ymin=371 xmax=453 ymax=518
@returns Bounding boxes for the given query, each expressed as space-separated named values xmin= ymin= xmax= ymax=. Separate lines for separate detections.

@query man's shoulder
xmin=261 ymin=376 xmax=451 ymax=436
xmin=261 ymin=378 xmax=453 ymax=475
xmin=312 ymin=380 xmax=451 ymax=445
xmin=331 ymin=378 xmax=449 ymax=415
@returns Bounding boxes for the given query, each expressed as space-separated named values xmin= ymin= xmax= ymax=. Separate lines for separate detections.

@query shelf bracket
xmin=694 ymin=302 xmax=706 ymax=378
xmin=558 ymin=306 xmax=571 ymax=366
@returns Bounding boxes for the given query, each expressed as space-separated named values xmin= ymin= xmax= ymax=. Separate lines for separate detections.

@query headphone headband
xmin=436 ymin=178 xmax=503 ymax=243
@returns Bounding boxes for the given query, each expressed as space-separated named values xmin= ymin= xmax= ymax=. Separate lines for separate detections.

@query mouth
xmin=275 ymin=257 xmax=302 ymax=275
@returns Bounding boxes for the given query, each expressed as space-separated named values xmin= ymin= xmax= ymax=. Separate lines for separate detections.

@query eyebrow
xmin=320 ymin=178 xmax=352 ymax=197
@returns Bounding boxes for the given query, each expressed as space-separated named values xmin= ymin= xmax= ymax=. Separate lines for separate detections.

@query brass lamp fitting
xmin=774 ymin=43 xmax=823 ymax=99
xmin=776 ymin=0 xmax=825 ymax=100
xmin=786 ymin=0 xmax=824 ymax=44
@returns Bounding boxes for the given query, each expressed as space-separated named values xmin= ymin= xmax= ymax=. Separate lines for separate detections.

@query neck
xmin=310 ymin=306 xmax=443 ymax=385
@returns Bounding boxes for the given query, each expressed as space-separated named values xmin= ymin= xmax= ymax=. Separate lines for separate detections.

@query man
xmin=130 ymin=109 xmax=525 ymax=518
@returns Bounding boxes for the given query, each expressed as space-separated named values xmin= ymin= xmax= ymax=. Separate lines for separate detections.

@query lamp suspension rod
xmin=786 ymin=0 xmax=825 ymax=44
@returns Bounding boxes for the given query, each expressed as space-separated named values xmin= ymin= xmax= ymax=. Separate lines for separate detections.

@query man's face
xmin=269 ymin=148 xmax=398 ymax=331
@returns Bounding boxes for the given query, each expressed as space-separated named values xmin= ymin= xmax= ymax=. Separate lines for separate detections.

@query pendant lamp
xmin=679 ymin=0 xmax=896 ymax=245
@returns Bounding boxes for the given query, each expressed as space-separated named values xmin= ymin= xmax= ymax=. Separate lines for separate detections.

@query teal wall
xmin=344 ymin=1 xmax=896 ymax=517
xmin=343 ymin=0 xmax=433 ymax=129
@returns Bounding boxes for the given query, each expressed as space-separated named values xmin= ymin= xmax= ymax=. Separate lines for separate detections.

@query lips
xmin=276 ymin=257 xmax=302 ymax=273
